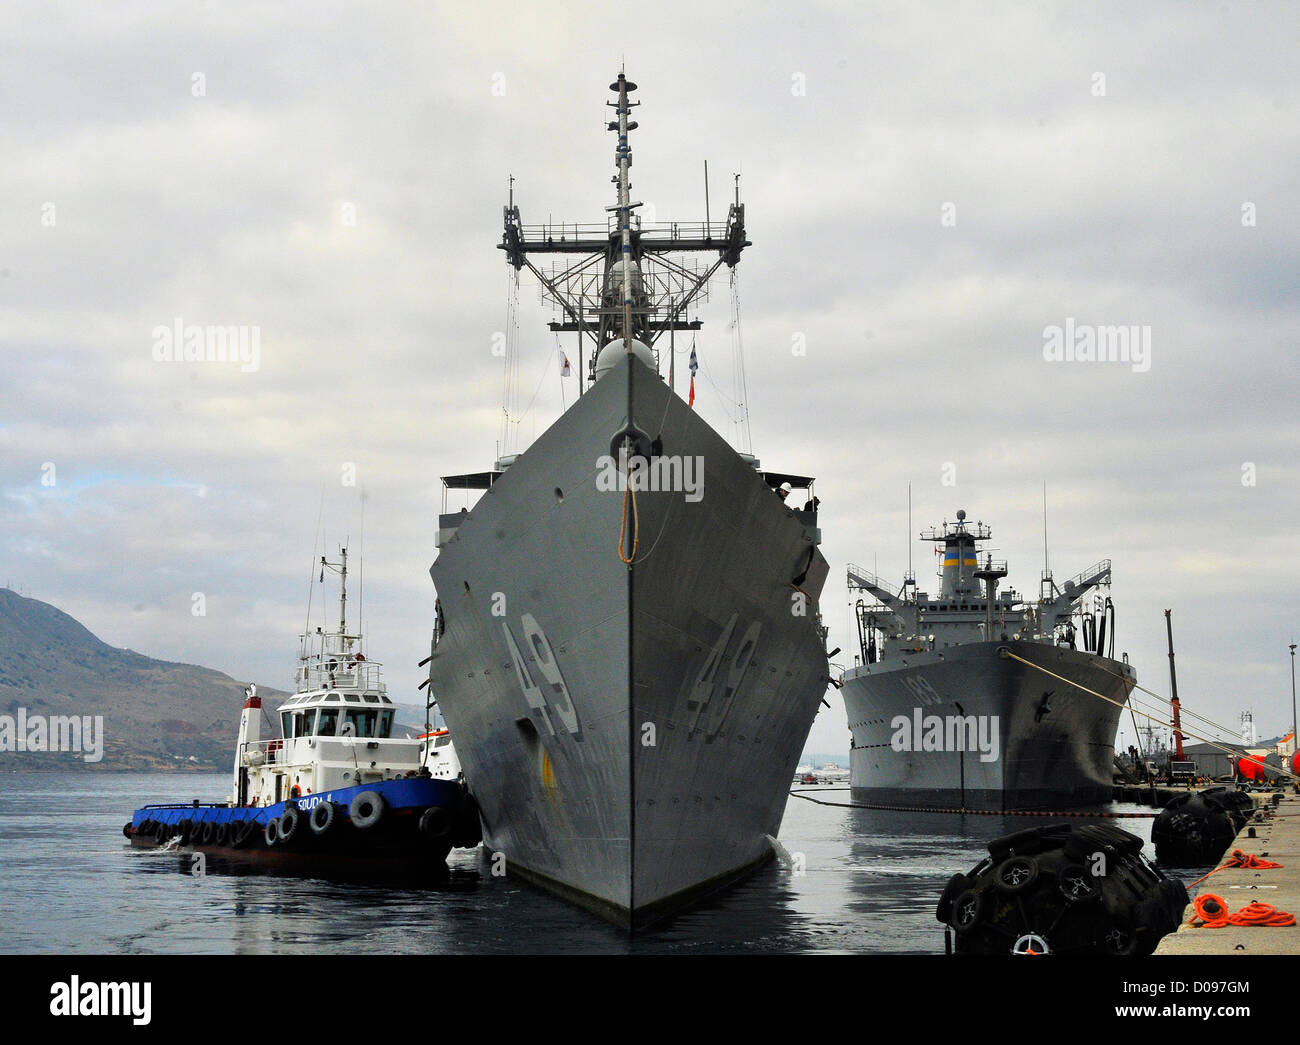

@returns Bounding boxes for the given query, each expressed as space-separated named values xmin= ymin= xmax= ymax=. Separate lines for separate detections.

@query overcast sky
xmin=3 ymin=1 xmax=1297 ymax=758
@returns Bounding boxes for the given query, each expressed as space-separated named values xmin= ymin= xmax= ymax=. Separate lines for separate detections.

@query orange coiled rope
xmin=1226 ymin=849 xmax=1283 ymax=869
xmin=1188 ymin=894 xmax=1296 ymax=928
xmin=1186 ymin=850 xmax=1282 ymax=888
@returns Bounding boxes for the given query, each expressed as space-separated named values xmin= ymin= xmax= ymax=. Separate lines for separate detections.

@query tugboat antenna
xmin=339 ymin=545 xmax=347 ymax=635
xmin=318 ymin=545 xmax=349 ymax=636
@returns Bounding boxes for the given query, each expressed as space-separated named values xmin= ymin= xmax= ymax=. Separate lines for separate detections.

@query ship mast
xmin=498 ymin=72 xmax=751 ymax=389
xmin=612 ymin=71 xmax=635 ymax=351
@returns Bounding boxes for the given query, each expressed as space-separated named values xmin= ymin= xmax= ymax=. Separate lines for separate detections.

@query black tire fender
xmin=310 ymin=802 xmax=336 ymax=836
xmin=278 ymin=806 xmax=302 ymax=845
xmin=419 ymin=805 xmax=454 ymax=841
xmin=994 ymin=855 xmax=1040 ymax=892
xmin=349 ymin=791 xmax=386 ymax=830
xmin=952 ymin=889 xmax=983 ymax=931
xmin=1058 ymin=863 xmax=1101 ymax=903
xmin=452 ymin=793 xmax=482 ymax=848
xmin=936 ymin=873 xmax=973 ymax=923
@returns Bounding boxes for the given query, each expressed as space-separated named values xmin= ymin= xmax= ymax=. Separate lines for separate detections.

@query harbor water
xmin=0 ymin=771 xmax=1193 ymax=955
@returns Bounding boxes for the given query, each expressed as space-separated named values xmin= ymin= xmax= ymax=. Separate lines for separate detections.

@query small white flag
xmin=560 ymin=353 xmax=571 ymax=377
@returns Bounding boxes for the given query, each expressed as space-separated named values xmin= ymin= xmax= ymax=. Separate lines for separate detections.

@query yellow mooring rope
xmin=618 ymin=480 xmax=639 ymax=563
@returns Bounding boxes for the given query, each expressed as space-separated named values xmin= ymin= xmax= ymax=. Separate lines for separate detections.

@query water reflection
xmin=1 ymin=772 xmax=1194 ymax=954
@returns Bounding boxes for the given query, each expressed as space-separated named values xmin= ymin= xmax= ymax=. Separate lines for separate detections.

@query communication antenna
xmin=1042 ymin=480 xmax=1050 ymax=577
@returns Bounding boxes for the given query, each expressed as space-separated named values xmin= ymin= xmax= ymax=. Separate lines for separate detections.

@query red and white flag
xmin=560 ymin=353 xmax=571 ymax=377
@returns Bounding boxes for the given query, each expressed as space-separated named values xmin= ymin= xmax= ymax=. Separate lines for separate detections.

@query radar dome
xmin=594 ymin=338 xmax=655 ymax=381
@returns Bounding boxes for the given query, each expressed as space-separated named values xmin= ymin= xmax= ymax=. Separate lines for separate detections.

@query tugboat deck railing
xmin=295 ymin=659 xmax=384 ymax=694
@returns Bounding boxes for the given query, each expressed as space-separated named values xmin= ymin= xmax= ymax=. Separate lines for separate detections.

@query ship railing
xmin=240 ymin=738 xmax=286 ymax=765
xmin=1064 ymin=559 xmax=1112 ymax=591
xmin=515 ymin=219 xmax=735 ymax=244
xmin=295 ymin=659 xmax=385 ymax=693
xmin=846 ymin=564 xmax=902 ymax=600
xmin=239 ymin=733 xmax=414 ymax=768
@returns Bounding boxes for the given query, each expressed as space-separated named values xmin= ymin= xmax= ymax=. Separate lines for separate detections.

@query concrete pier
xmin=1155 ymin=790 xmax=1300 ymax=955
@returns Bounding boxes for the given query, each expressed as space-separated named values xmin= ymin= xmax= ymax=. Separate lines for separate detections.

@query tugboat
xmin=125 ymin=546 xmax=482 ymax=865
xmin=841 ymin=509 xmax=1136 ymax=810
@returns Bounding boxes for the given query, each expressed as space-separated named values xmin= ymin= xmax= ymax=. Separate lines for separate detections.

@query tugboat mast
xmin=320 ymin=546 xmax=349 ymax=637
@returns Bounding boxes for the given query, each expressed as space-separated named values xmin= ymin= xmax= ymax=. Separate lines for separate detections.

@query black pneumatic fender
xmin=214 ymin=822 xmax=230 ymax=847
xmin=310 ymin=801 xmax=336 ymax=835
xmin=263 ymin=819 xmax=279 ymax=847
xmin=937 ymin=823 xmax=1188 ymax=955
xmin=122 ymin=822 xmax=134 ymax=839
xmin=1152 ymin=788 xmax=1251 ymax=866
xmin=349 ymin=791 xmax=386 ymax=830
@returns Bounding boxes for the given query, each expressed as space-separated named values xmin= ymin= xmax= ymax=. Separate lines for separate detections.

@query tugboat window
xmin=343 ymin=709 xmax=378 ymax=738
xmin=379 ymin=710 xmax=393 ymax=737
xmin=317 ymin=708 xmax=340 ymax=736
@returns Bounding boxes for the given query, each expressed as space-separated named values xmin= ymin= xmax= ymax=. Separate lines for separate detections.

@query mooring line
xmin=999 ymin=649 xmax=1299 ymax=783
xmin=788 ymin=790 xmax=1157 ymax=818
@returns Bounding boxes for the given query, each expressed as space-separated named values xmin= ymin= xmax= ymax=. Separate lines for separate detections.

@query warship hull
xmin=841 ymin=640 xmax=1133 ymax=810
xmin=429 ymin=355 xmax=829 ymax=927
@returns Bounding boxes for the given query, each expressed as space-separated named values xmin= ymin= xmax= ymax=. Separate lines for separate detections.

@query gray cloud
xmin=3 ymin=0 xmax=1297 ymax=757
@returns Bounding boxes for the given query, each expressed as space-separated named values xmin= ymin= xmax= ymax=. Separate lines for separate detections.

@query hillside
xmin=0 ymin=587 xmax=291 ymax=771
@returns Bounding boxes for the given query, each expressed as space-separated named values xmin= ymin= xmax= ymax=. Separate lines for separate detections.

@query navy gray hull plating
xmin=431 ymin=354 xmax=828 ymax=924
xmin=428 ymin=74 xmax=829 ymax=928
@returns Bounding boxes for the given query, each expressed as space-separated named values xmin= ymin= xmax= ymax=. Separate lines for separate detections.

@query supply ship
xmin=426 ymin=73 xmax=831 ymax=928
xmin=841 ymin=509 xmax=1135 ymax=810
